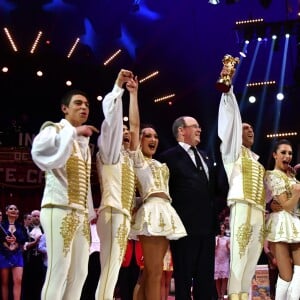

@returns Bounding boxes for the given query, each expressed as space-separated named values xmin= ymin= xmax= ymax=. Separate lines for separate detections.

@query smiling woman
xmin=0 ymin=204 xmax=27 ymax=300
xmin=130 ymin=125 xmax=187 ymax=300
xmin=264 ymin=138 xmax=300 ymax=298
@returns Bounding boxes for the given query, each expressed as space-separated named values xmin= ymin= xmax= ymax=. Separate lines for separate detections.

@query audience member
xmin=214 ymin=222 xmax=230 ymax=300
xmin=38 ymin=233 xmax=48 ymax=270
xmin=218 ymin=67 xmax=265 ymax=299
xmin=265 ymin=139 xmax=300 ymax=299
xmin=0 ymin=204 xmax=27 ymax=300
xmin=31 ymin=89 xmax=98 ymax=300
xmin=130 ymin=125 xmax=187 ymax=300
xmin=22 ymin=213 xmax=32 ymax=235
xmin=95 ymin=69 xmax=139 ymax=300
xmin=159 ymin=116 xmax=218 ymax=299
xmin=22 ymin=209 xmax=44 ymax=300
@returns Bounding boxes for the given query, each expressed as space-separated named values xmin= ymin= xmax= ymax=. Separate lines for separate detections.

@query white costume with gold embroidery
xmin=130 ymin=149 xmax=187 ymax=240
xmin=31 ymin=118 xmax=94 ymax=300
xmin=265 ymin=170 xmax=300 ymax=243
xmin=96 ymin=84 xmax=136 ymax=300
xmin=218 ymin=87 xmax=265 ymax=296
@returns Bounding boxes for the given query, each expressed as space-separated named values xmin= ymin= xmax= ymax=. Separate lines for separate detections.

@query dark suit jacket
xmin=159 ymin=144 xmax=217 ymax=235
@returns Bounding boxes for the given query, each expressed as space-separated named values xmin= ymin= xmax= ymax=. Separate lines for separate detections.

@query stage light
xmin=2 ymin=67 xmax=8 ymax=73
xmin=154 ymin=94 xmax=175 ymax=103
xmin=97 ymin=95 xmax=103 ymax=101
xmin=267 ymin=132 xmax=297 ymax=138
xmin=4 ymin=27 xmax=18 ymax=52
xmin=36 ymin=70 xmax=43 ymax=77
xmin=139 ymin=71 xmax=159 ymax=83
xmin=123 ymin=116 xmax=129 ymax=122
xmin=276 ymin=93 xmax=284 ymax=101
xmin=103 ymin=49 xmax=122 ymax=66
xmin=30 ymin=31 xmax=43 ymax=54
xmin=246 ymin=81 xmax=276 ymax=87
xmin=67 ymin=38 xmax=80 ymax=58
xmin=66 ymin=80 xmax=72 ymax=86
xmin=208 ymin=0 xmax=220 ymax=4
xmin=249 ymin=96 xmax=256 ymax=103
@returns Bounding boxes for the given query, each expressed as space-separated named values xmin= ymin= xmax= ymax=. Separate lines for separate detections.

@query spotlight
xmin=276 ymin=93 xmax=284 ymax=101
xmin=208 ymin=0 xmax=220 ymax=4
xmin=249 ymin=96 xmax=256 ymax=103
xmin=239 ymin=51 xmax=246 ymax=57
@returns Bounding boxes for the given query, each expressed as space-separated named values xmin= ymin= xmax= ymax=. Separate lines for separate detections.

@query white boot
xmin=275 ymin=276 xmax=290 ymax=300
xmin=287 ymin=265 xmax=300 ymax=300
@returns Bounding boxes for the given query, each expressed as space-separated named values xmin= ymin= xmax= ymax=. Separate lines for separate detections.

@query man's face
xmin=242 ymin=123 xmax=254 ymax=148
xmin=181 ymin=117 xmax=201 ymax=147
xmin=31 ymin=211 xmax=40 ymax=226
xmin=122 ymin=125 xmax=131 ymax=149
xmin=62 ymin=94 xmax=89 ymax=127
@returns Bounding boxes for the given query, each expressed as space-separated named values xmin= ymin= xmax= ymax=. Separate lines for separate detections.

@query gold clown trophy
xmin=216 ymin=54 xmax=240 ymax=93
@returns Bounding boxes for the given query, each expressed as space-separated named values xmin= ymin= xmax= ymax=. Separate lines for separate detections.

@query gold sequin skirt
xmin=130 ymin=196 xmax=187 ymax=240
xmin=266 ymin=211 xmax=300 ymax=243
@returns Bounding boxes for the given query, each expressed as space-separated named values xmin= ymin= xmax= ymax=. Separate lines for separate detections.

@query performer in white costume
xmin=265 ymin=139 xmax=300 ymax=300
xmin=31 ymin=89 xmax=98 ymax=300
xmin=130 ymin=125 xmax=187 ymax=300
xmin=218 ymin=65 xmax=265 ymax=300
xmin=95 ymin=69 xmax=139 ymax=300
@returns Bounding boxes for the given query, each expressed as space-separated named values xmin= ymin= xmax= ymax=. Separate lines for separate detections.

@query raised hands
xmin=126 ymin=75 xmax=138 ymax=95
xmin=115 ymin=69 xmax=134 ymax=88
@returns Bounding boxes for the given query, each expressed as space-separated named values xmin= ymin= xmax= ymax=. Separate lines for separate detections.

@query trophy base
xmin=216 ymin=81 xmax=231 ymax=93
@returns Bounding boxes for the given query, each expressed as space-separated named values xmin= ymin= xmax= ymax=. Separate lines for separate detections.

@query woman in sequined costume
xmin=0 ymin=204 xmax=27 ymax=300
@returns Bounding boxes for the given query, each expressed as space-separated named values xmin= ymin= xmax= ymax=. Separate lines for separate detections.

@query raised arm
xmin=217 ymin=67 xmax=242 ymax=164
xmin=98 ymin=69 xmax=134 ymax=164
xmin=126 ymin=76 xmax=139 ymax=151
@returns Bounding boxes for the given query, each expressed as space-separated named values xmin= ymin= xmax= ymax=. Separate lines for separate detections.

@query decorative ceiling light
xmin=154 ymin=94 xmax=175 ymax=103
xmin=67 ymin=38 xmax=80 ymax=58
xmin=103 ymin=49 xmax=122 ymax=66
xmin=139 ymin=71 xmax=159 ymax=83
xmin=4 ymin=27 xmax=18 ymax=52
xmin=30 ymin=31 xmax=43 ymax=54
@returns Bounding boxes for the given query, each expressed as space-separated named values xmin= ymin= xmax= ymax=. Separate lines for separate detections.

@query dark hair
xmin=267 ymin=139 xmax=293 ymax=169
xmin=140 ymin=123 xmax=156 ymax=137
xmin=60 ymin=89 xmax=89 ymax=106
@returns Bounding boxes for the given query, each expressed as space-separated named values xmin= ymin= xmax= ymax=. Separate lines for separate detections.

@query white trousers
xmin=95 ymin=207 xmax=130 ymax=300
xmin=41 ymin=207 xmax=90 ymax=300
xmin=228 ymin=202 xmax=264 ymax=295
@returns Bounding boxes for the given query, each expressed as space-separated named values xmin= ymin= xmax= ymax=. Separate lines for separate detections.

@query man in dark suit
xmin=159 ymin=116 xmax=218 ymax=300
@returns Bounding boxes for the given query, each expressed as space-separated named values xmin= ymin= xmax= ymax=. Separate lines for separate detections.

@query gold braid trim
xmin=121 ymin=154 xmax=136 ymax=213
xmin=116 ymin=215 xmax=129 ymax=263
xmin=241 ymin=147 xmax=265 ymax=207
